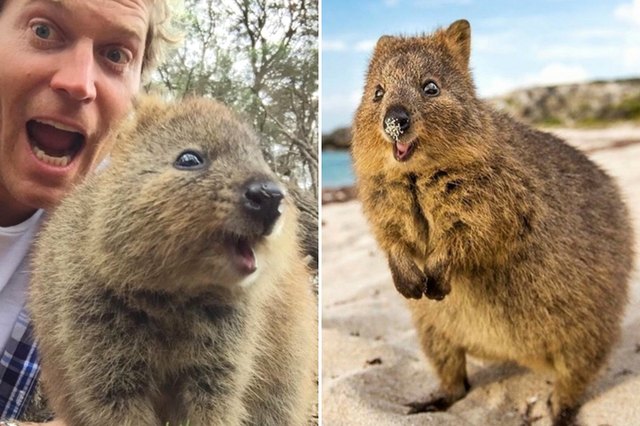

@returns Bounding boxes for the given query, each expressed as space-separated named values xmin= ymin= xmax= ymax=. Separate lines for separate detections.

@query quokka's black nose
xmin=384 ymin=106 xmax=411 ymax=137
xmin=243 ymin=180 xmax=284 ymax=235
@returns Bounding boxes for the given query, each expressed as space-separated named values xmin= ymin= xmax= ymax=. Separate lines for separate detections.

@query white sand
xmin=321 ymin=126 xmax=640 ymax=425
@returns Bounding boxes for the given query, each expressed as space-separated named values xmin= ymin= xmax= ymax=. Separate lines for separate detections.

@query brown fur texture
xmin=29 ymin=97 xmax=317 ymax=426
xmin=352 ymin=19 xmax=634 ymax=426
xmin=288 ymin=184 xmax=318 ymax=271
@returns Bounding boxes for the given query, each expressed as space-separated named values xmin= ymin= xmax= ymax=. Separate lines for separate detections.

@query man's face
xmin=0 ymin=0 xmax=150 ymax=220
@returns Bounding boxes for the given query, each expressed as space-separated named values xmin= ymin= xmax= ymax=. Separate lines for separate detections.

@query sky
xmin=321 ymin=0 xmax=640 ymax=133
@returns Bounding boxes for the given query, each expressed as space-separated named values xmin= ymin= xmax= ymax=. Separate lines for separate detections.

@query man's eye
xmin=32 ymin=23 xmax=52 ymax=39
xmin=105 ymin=48 xmax=131 ymax=65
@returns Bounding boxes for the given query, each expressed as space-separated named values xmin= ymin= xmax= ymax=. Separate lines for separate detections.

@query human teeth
xmin=32 ymin=144 xmax=70 ymax=167
xmin=34 ymin=119 xmax=82 ymax=134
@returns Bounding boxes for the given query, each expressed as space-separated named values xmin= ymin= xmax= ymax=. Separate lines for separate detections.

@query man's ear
xmin=444 ymin=19 xmax=471 ymax=68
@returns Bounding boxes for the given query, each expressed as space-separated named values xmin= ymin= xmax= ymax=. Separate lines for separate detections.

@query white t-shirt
xmin=0 ymin=210 xmax=45 ymax=352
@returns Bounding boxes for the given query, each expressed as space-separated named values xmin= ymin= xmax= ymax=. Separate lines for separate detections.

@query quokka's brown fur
xmin=352 ymin=19 xmax=634 ymax=426
xmin=30 ymin=97 xmax=317 ymax=426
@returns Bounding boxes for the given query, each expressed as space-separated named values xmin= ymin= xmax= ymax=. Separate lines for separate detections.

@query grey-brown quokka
xmin=351 ymin=19 xmax=634 ymax=426
xmin=30 ymin=97 xmax=317 ymax=426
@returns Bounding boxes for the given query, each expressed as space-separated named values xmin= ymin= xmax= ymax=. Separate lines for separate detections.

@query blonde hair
xmin=142 ymin=0 xmax=180 ymax=79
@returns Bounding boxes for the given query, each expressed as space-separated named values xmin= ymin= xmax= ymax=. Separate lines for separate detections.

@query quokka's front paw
xmin=424 ymin=269 xmax=451 ymax=301
xmin=547 ymin=393 xmax=580 ymax=426
xmin=406 ymin=378 xmax=470 ymax=414
xmin=388 ymin=255 xmax=428 ymax=299
xmin=388 ymin=256 xmax=450 ymax=300
xmin=405 ymin=395 xmax=453 ymax=413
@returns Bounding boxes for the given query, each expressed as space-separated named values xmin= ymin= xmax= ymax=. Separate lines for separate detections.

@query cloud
xmin=479 ymin=63 xmax=590 ymax=98
xmin=569 ymin=28 xmax=622 ymax=40
xmin=535 ymin=44 xmax=621 ymax=60
xmin=411 ymin=0 xmax=472 ymax=5
xmin=623 ymin=45 xmax=640 ymax=68
xmin=322 ymin=90 xmax=362 ymax=113
xmin=529 ymin=63 xmax=589 ymax=86
xmin=383 ymin=0 xmax=472 ymax=6
xmin=355 ymin=39 xmax=377 ymax=52
xmin=322 ymin=90 xmax=363 ymax=131
xmin=323 ymin=40 xmax=348 ymax=52
xmin=473 ymin=33 xmax=518 ymax=55
xmin=322 ymin=39 xmax=377 ymax=53
xmin=614 ymin=0 xmax=640 ymax=25
xmin=479 ymin=77 xmax=519 ymax=98
xmin=612 ymin=1 xmax=640 ymax=70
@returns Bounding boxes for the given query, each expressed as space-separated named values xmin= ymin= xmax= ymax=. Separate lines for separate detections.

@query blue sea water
xmin=322 ymin=150 xmax=355 ymax=188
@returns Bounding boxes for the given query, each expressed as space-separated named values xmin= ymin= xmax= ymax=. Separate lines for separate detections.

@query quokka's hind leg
xmin=179 ymin=367 xmax=246 ymax=426
xmin=548 ymin=345 xmax=610 ymax=426
xmin=51 ymin=358 xmax=161 ymax=426
xmin=406 ymin=326 xmax=469 ymax=414
xmin=547 ymin=370 xmax=587 ymax=426
xmin=62 ymin=393 xmax=161 ymax=426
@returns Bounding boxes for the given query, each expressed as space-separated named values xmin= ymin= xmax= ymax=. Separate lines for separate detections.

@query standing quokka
xmin=29 ymin=97 xmax=317 ymax=426
xmin=351 ymin=19 xmax=634 ymax=426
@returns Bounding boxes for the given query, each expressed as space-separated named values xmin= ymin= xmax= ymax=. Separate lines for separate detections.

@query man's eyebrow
xmin=25 ymin=0 xmax=147 ymax=43
xmin=25 ymin=0 xmax=66 ymax=10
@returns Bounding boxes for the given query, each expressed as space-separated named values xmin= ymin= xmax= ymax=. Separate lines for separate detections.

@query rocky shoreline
xmin=322 ymin=185 xmax=357 ymax=204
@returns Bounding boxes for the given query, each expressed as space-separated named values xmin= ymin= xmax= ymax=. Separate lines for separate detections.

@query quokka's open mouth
xmin=393 ymin=139 xmax=416 ymax=162
xmin=227 ymin=235 xmax=258 ymax=275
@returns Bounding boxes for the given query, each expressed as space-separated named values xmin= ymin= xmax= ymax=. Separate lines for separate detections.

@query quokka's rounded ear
xmin=131 ymin=95 xmax=171 ymax=132
xmin=108 ymin=95 xmax=171 ymax=154
xmin=374 ymin=35 xmax=395 ymax=52
xmin=445 ymin=19 xmax=471 ymax=68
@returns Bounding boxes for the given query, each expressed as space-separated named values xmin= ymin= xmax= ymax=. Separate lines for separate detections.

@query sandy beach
xmin=321 ymin=125 xmax=640 ymax=425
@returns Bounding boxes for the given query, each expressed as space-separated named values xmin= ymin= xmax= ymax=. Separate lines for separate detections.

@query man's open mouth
xmin=26 ymin=119 xmax=85 ymax=167
xmin=393 ymin=139 xmax=416 ymax=162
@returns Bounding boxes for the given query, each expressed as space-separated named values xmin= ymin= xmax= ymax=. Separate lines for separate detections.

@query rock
xmin=322 ymin=127 xmax=352 ymax=150
xmin=491 ymin=78 xmax=640 ymax=127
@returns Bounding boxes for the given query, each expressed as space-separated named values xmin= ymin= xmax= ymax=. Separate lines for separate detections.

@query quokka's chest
xmin=369 ymin=173 xmax=433 ymax=254
xmin=372 ymin=169 xmax=473 ymax=254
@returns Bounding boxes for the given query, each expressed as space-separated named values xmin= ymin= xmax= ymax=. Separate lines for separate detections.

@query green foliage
xmin=574 ymin=117 xmax=610 ymax=128
xmin=618 ymin=96 xmax=640 ymax=120
xmin=539 ymin=116 xmax=563 ymax=127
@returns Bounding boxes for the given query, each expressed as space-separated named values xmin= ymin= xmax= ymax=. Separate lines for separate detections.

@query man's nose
xmin=50 ymin=40 xmax=97 ymax=102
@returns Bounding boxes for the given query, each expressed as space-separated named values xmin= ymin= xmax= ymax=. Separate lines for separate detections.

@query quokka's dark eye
xmin=422 ymin=80 xmax=440 ymax=97
xmin=174 ymin=150 xmax=205 ymax=170
xmin=373 ymin=85 xmax=385 ymax=102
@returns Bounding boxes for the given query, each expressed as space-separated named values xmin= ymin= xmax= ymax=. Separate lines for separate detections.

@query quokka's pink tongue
xmin=235 ymin=239 xmax=257 ymax=274
xmin=396 ymin=142 xmax=410 ymax=156
xmin=28 ymin=121 xmax=80 ymax=155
